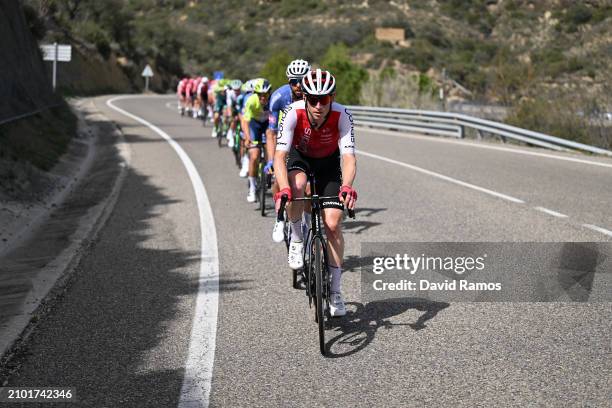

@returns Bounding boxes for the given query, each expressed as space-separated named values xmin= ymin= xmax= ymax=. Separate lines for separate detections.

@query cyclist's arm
xmin=273 ymin=106 xmax=296 ymax=190
xmin=243 ymin=96 xmax=256 ymax=144
xmin=339 ymin=107 xmax=357 ymax=187
xmin=266 ymin=110 xmax=279 ymax=163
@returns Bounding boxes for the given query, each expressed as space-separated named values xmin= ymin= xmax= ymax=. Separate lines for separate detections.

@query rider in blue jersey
xmin=265 ymin=59 xmax=311 ymax=193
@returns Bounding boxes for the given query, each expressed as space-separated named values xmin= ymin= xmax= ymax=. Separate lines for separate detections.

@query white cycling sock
xmin=290 ymin=219 xmax=303 ymax=242
xmin=329 ymin=265 xmax=342 ymax=293
xmin=227 ymin=129 xmax=233 ymax=140
xmin=248 ymin=176 xmax=256 ymax=191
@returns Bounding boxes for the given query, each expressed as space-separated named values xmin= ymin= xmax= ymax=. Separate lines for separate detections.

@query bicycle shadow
xmin=324 ymin=298 xmax=450 ymax=358
xmin=354 ymin=207 xmax=387 ymax=218
xmin=343 ymin=220 xmax=382 ymax=234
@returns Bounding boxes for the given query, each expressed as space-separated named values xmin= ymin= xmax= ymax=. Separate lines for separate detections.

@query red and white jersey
xmin=277 ymin=101 xmax=355 ymax=158
xmin=177 ymin=78 xmax=188 ymax=94
xmin=197 ymin=79 xmax=208 ymax=96
xmin=186 ymin=79 xmax=196 ymax=97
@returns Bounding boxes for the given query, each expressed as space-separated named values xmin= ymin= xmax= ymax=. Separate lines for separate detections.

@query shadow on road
xmin=1 ymin=141 xmax=248 ymax=405
xmin=324 ymin=298 xmax=450 ymax=358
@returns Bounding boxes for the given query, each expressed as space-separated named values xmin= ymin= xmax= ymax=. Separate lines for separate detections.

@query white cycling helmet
xmin=202 ymin=76 xmax=209 ymax=82
xmin=301 ymin=68 xmax=336 ymax=96
xmin=286 ymin=59 xmax=310 ymax=79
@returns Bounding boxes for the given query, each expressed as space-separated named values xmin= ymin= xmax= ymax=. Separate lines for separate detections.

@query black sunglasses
xmin=289 ymin=78 xmax=301 ymax=86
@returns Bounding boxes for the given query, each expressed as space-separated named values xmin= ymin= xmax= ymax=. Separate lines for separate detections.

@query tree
xmin=259 ymin=50 xmax=293 ymax=91
xmin=320 ymin=43 xmax=368 ymax=105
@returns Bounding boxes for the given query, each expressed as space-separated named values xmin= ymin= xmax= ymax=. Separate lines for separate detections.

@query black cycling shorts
xmin=287 ymin=147 xmax=344 ymax=210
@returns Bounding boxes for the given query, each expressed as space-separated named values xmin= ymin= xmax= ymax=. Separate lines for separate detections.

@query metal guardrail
xmin=0 ymin=103 xmax=62 ymax=127
xmin=347 ymin=106 xmax=612 ymax=157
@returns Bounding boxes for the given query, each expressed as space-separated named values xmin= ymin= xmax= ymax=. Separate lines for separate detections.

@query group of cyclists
xmin=175 ymin=60 xmax=358 ymax=317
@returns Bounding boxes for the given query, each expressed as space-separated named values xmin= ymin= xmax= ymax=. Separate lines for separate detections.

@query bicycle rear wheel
xmin=313 ymin=236 xmax=326 ymax=355
xmin=259 ymin=166 xmax=266 ymax=216
xmin=217 ymin=127 xmax=223 ymax=147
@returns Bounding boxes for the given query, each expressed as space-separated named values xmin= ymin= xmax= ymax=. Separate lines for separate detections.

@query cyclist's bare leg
xmin=322 ymin=208 xmax=344 ymax=267
xmin=322 ymin=207 xmax=345 ymax=293
xmin=248 ymin=145 xmax=260 ymax=177
xmin=286 ymin=170 xmax=307 ymax=222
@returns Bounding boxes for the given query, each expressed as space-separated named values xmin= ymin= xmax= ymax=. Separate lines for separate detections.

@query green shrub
xmin=507 ymin=95 xmax=590 ymax=145
xmin=259 ymin=50 xmax=294 ymax=90
xmin=320 ymin=43 xmax=368 ymax=105
xmin=76 ymin=21 xmax=112 ymax=59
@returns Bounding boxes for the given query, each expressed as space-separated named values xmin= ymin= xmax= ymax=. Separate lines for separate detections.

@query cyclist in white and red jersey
xmin=185 ymin=77 xmax=197 ymax=115
xmin=273 ymin=69 xmax=357 ymax=317
xmin=196 ymin=76 xmax=209 ymax=119
xmin=177 ymin=77 xmax=189 ymax=116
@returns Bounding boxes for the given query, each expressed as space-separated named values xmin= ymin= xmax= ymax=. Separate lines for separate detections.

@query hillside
xmin=22 ymin=1 xmax=611 ymax=146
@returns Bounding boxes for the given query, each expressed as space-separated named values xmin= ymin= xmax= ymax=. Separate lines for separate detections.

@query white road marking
xmin=358 ymin=150 xmax=525 ymax=204
xmin=357 ymin=126 xmax=612 ymax=169
xmin=166 ymin=101 xmax=180 ymax=110
xmin=583 ymin=224 xmax=612 ymax=237
xmin=106 ymin=96 xmax=218 ymax=408
xmin=534 ymin=207 xmax=568 ymax=218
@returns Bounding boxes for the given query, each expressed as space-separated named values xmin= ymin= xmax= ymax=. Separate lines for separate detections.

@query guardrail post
xmin=459 ymin=125 xmax=465 ymax=138
xmin=477 ymin=129 xmax=484 ymax=140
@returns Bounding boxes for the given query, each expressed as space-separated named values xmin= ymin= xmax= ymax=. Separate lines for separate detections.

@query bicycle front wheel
xmin=313 ymin=236 xmax=326 ymax=355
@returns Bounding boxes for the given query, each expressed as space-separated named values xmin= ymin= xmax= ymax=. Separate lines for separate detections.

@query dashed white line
xmin=534 ymin=206 xmax=568 ymax=218
xmin=358 ymin=150 xmax=526 ymax=204
xmin=106 ymin=95 xmax=218 ymax=408
xmin=583 ymin=224 xmax=612 ymax=237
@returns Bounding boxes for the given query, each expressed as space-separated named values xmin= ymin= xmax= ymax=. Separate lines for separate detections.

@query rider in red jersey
xmin=273 ymin=69 xmax=357 ymax=317
xmin=177 ymin=77 xmax=189 ymax=115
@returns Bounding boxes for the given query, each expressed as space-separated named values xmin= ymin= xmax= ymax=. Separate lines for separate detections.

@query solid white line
xmin=106 ymin=96 xmax=218 ymax=408
xmin=583 ymin=224 xmax=612 ymax=237
xmin=358 ymin=150 xmax=525 ymax=203
xmin=357 ymin=126 xmax=612 ymax=169
xmin=534 ymin=206 xmax=568 ymax=218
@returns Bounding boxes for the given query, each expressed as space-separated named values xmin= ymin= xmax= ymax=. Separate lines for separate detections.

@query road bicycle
xmin=231 ymin=119 xmax=242 ymax=168
xmin=214 ymin=115 xmax=229 ymax=148
xmin=276 ymin=174 xmax=355 ymax=355
xmin=249 ymin=141 xmax=271 ymax=216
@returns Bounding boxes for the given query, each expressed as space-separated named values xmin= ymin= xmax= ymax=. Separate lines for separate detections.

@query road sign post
xmin=52 ymin=43 xmax=58 ymax=90
xmin=40 ymin=43 xmax=72 ymax=91
xmin=142 ymin=65 xmax=154 ymax=92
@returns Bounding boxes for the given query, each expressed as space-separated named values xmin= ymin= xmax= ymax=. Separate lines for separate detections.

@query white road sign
xmin=142 ymin=65 xmax=154 ymax=77
xmin=41 ymin=44 xmax=72 ymax=62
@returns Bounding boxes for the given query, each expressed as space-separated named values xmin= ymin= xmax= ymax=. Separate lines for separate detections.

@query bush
xmin=22 ymin=4 xmax=47 ymax=40
xmin=76 ymin=21 xmax=112 ymax=59
xmin=320 ymin=43 xmax=368 ymax=105
xmin=359 ymin=69 xmax=439 ymax=110
xmin=259 ymin=50 xmax=294 ymax=91
xmin=506 ymin=93 xmax=592 ymax=145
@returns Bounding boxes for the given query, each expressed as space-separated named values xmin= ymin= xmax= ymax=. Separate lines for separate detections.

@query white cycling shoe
xmin=247 ymin=189 xmax=256 ymax=203
xmin=288 ymin=241 xmax=304 ymax=269
xmin=329 ymin=292 xmax=346 ymax=317
xmin=211 ymin=128 xmax=216 ymax=138
xmin=272 ymin=220 xmax=285 ymax=243
xmin=228 ymin=137 xmax=234 ymax=148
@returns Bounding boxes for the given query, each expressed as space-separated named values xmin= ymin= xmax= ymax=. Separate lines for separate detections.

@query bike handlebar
xmin=277 ymin=193 xmax=355 ymax=220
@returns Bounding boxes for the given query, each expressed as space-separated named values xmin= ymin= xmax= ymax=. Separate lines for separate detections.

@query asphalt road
xmin=4 ymin=95 xmax=611 ymax=407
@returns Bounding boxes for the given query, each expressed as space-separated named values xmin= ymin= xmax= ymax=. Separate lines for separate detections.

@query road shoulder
xmin=0 ymin=98 xmax=130 ymax=363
